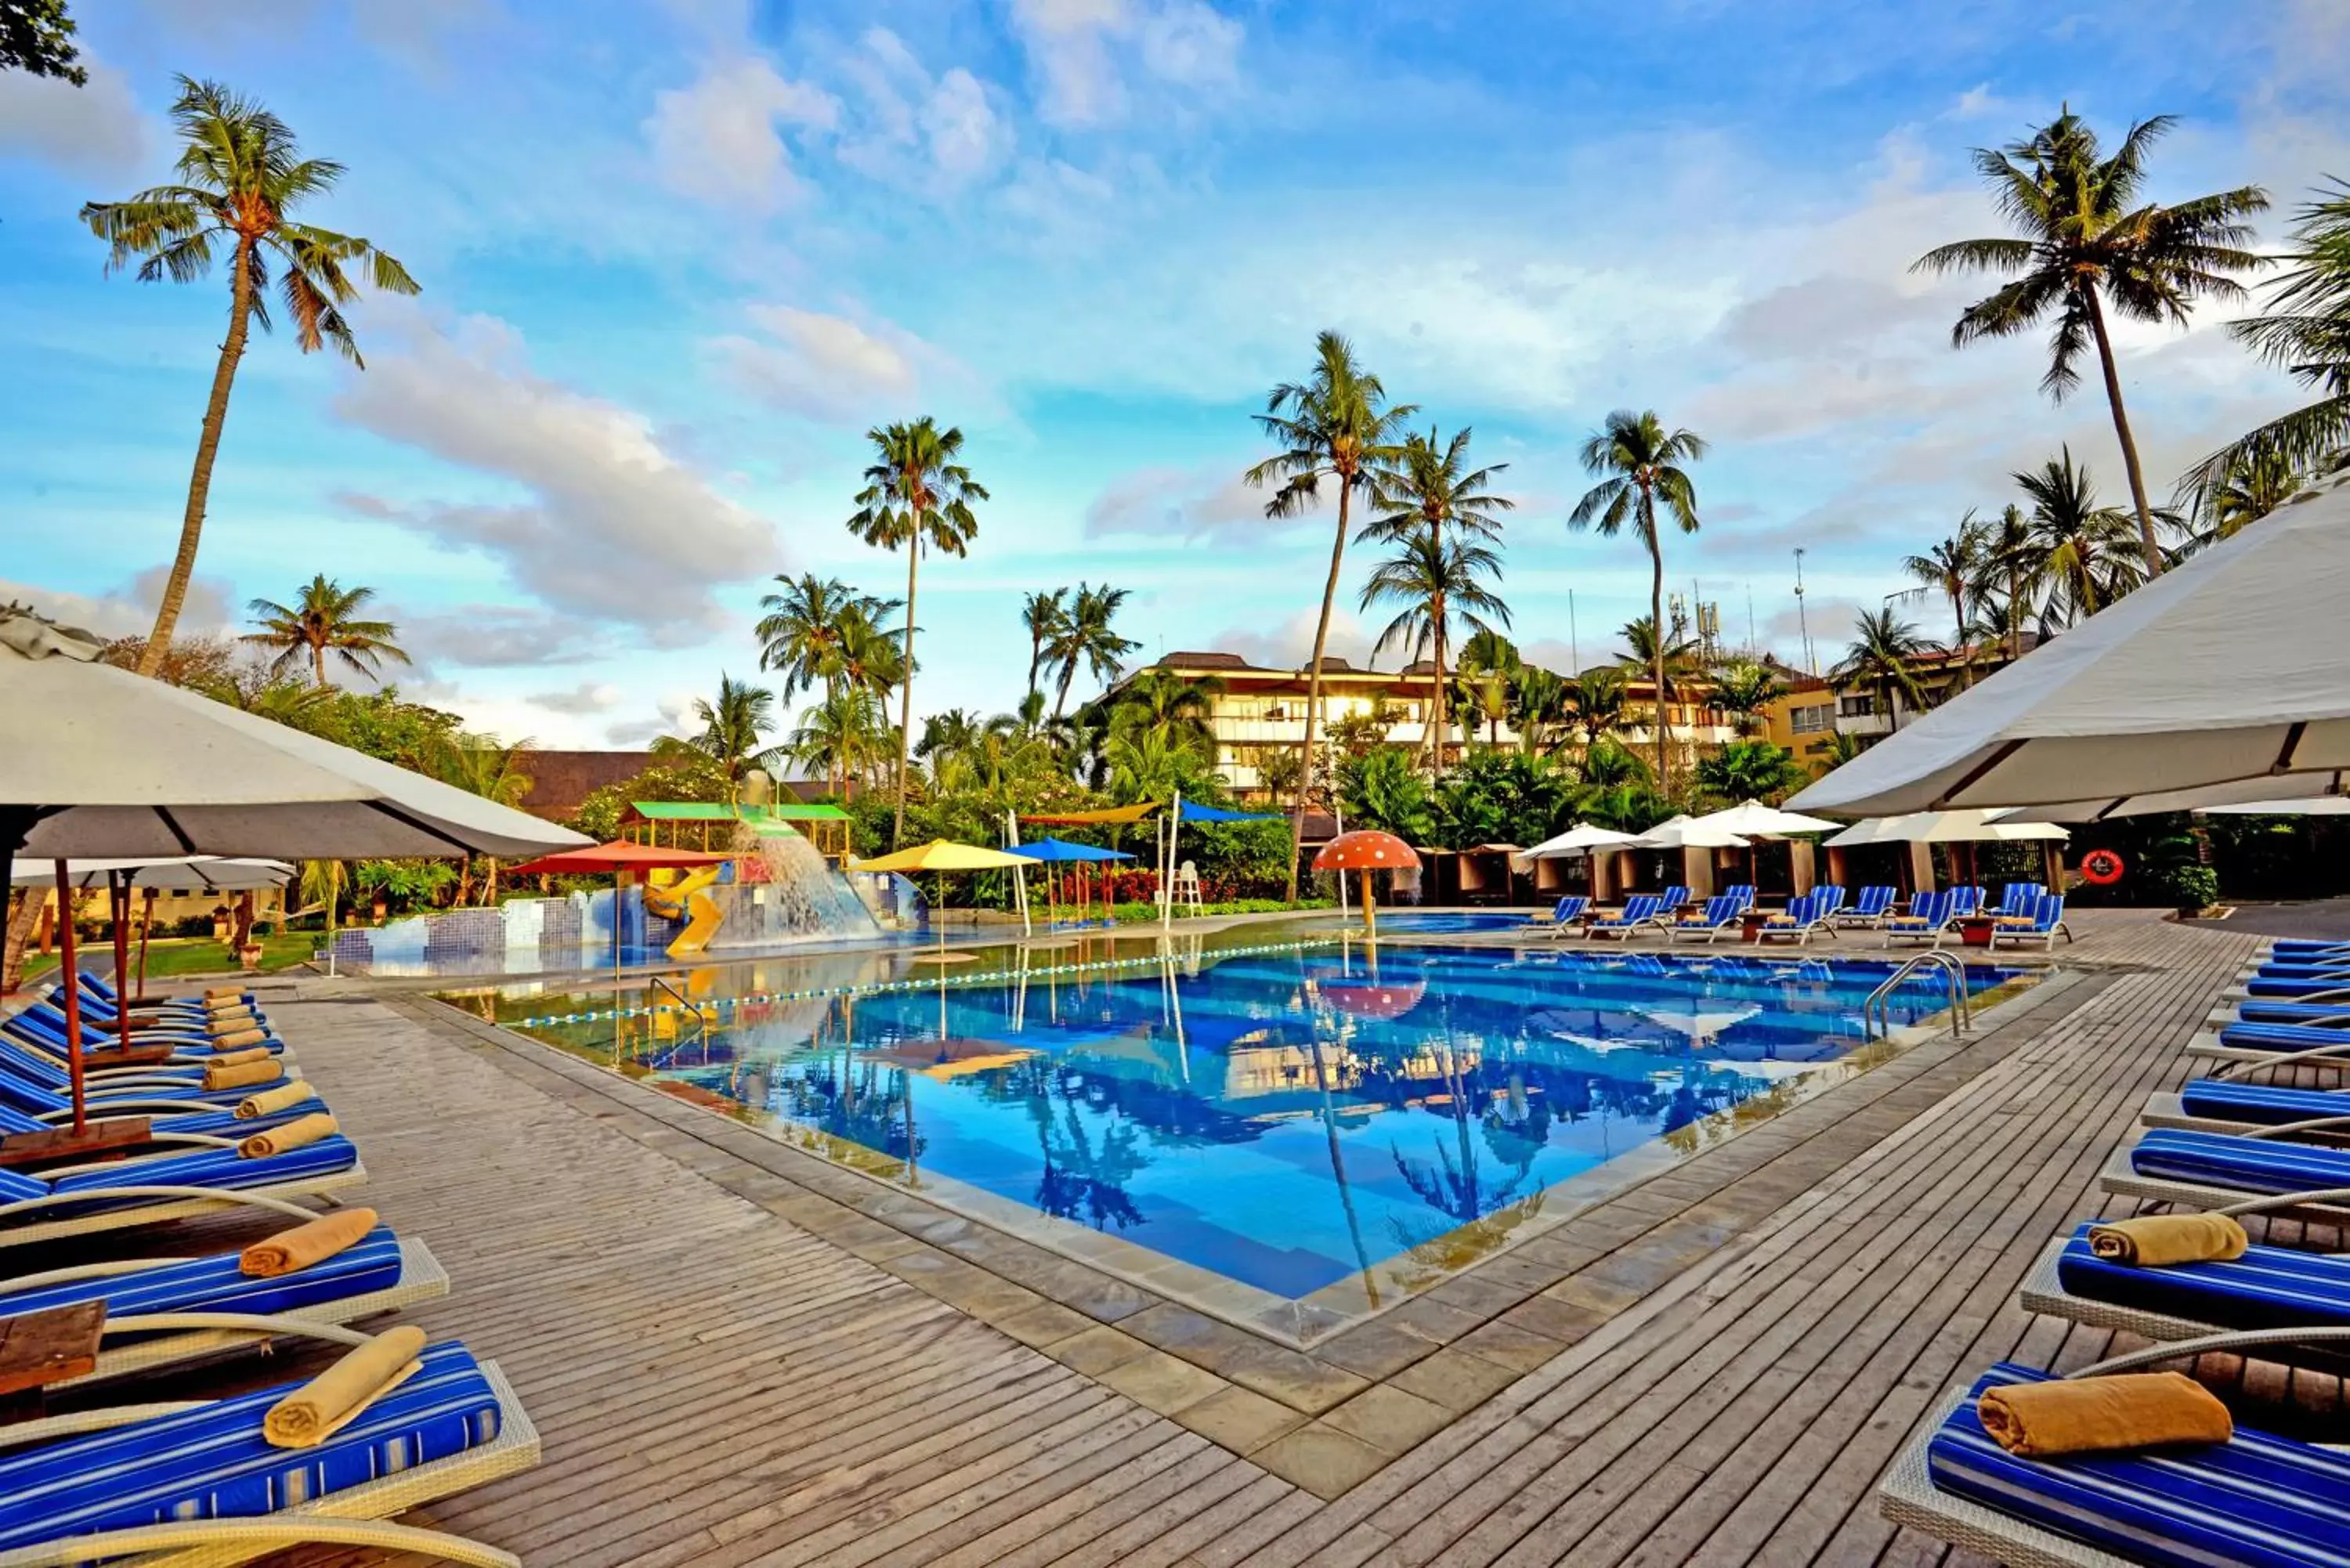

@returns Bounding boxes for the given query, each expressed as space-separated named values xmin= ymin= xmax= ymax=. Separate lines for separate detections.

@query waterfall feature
xmin=705 ymin=829 xmax=882 ymax=948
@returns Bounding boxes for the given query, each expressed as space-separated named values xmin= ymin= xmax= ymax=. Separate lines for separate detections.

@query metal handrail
xmin=1864 ymin=948 xmax=1972 ymax=1041
xmin=646 ymin=974 xmax=707 ymax=1048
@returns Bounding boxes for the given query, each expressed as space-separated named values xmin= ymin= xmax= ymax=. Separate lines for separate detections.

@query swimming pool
xmin=483 ymin=941 xmax=2023 ymax=1332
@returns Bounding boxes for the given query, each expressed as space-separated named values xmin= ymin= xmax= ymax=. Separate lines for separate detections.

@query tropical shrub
xmin=1692 ymin=740 xmax=1808 ymax=804
xmin=1338 ymin=747 xmax=1434 ymax=842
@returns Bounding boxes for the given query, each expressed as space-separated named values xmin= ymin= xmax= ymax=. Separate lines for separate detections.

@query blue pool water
xmin=507 ymin=944 xmax=2019 ymax=1309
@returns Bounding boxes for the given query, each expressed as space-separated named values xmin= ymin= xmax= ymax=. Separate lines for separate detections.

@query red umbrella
xmin=506 ymin=840 xmax=735 ymax=976
xmin=1311 ymin=831 xmax=1421 ymax=938
xmin=1319 ymin=981 xmax=1427 ymax=1021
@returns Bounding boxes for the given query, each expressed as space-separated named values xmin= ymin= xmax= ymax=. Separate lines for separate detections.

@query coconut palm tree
xmin=426 ymin=733 xmax=533 ymax=904
xmin=788 ymin=687 xmax=885 ymax=801
xmin=2186 ymin=179 xmax=2350 ymax=506
xmin=1243 ymin=331 xmax=1417 ymax=898
xmin=81 ymin=78 xmax=420 ymax=677
xmin=1571 ymin=410 xmax=1707 ymax=786
xmin=1969 ymin=503 xmax=2041 ymax=663
xmin=2194 ymin=446 xmax=2306 ymax=543
xmin=755 ymin=574 xmax=887 ymax=702
xmin=1506 ymin=667 xmax=1575 ymax=757
xmin=1708 ymin=662 xmax=1783 ymax=739
xmin=2015 ymin=447 xmax=2152 ymax=624
xmin=1454 ymin=629 xmax=1521 ymax=748
xmin=240 ymin=575 xmax=409 ymax=688
xmin=1914 ymin=109 xmax=2268 ymax=576
xmin=1830 ymin=609 xmax=1934 ymax=731
xmin=1103 ymin=667 xmax=1222 ymax=759
xmin=846 ymin=417 xmax=986 ymax=846
xmin=1021 ymin=589 xmax=1068 ymax=706
xmin=1567 ymin=666 xmax=1634 ymax=752
xmin=681 ymin=674 xmax=783 ymax=789
xmin=1358 ymin=527 xmax=1509 ymax=776
xmin=1048 ymin=583 xmax=1140 ymax=719
xmin=1360 ymin=426 xmax=1513 ymax=775
xmin=1903 ymin=513 xmax=1989 ymax=689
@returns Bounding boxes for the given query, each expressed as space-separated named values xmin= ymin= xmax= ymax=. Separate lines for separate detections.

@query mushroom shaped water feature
xmin=1311 ymin=830 xmax=1422 ymax=939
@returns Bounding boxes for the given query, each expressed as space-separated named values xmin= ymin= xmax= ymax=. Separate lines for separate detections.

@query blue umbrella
xmin=1010 ymin=839 xmax=1134 ymax=926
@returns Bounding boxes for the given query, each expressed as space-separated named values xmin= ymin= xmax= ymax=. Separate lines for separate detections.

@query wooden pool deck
xmin=231 ymin=909 xmax=2269 ymax=1566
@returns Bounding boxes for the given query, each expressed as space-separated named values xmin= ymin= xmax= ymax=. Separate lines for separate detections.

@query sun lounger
xmin=7 ymin=1001 xmax=286 ymax=1056
xmin=1990 ymin=882 xmax=2045 ymax=919
xmin=0 ymin=1133 xmax=364 ymax=1248
xmin=1755 ymin=891 xmax=1831 ymax=946
xmin=1584 ymin=894 xmax=1663 ymax=941
xmin=1666 ymin=894 xmax=1744 ymax=945
xmin=0 ymin=1336 xmax=536 ymax=1566
xmin=1832 ymin=886 xmax=1897 ymax=929
xmin=1989 ymin=894 xmax=2072 ymax=950
xmin=1881 ymin=1349 xmax=2350 ymax=1568
xmin=1652 ymin=886 xmax=1690 ymax=920
xmin=1810 ymin=884 xmax=1846 ymax=918
xmin=0 ymin=1223 xmax=448 ymax=1389
xmin=2019 ymin=1221 xmax=2350 ymax=1346
xmin=1883 ymin=890 xmax=1958 ymax=947
xmin=1947 ymin=885 xmax=1985 ymax=918
xmin=2099 ymin=1129 xmax=2350 ymax=1229
xmin=1528 ymin=895 xmax=1589 ymax=935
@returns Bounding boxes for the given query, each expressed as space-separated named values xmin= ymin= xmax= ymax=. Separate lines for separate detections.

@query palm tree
xmin=1708 ymin=662 xmax=1783 ymax=739
xmin=1903 ymin=514 xmax=1987 ymax=689
xmin=240 ymin=575 xmax=408 ymax=688
xmin=1104 ymin=667 xmax=1222 ymax=759
xmin=1243 ymin=331 xmax=1417 ymax=898
xmin=1358 ymin=529 xmax=1509 ymax=775
xmin=756 ymin=574 xmax=887 ymax=702
xmin=1969 ymin=503 xmax=2041 ymax=663
xmin=789 ymin=687 xmax=884 ymax=801
xmin=1454 ymin=629 xmax=1521 ymax=748
xmin=1360 ymin=425 xmax=1513 ymax=775
xmin=2186 ymin=179 xmax=2350 ymax=506
xmin=1048 ymin=583 xmax=1140 ymax=719
xmin=82 ymin=78 xmax=419 ymax=676
xmin=1567 ymin=667 xmax=1633 ymax=752
xmin=846 ymin=417 xmax=986 ymax=847
xmin=1507 ymin=667 xmax=1574 ymax=756
xmin=1830 ymin=609 xmax=1934 ymax=731
xmin=1914 ymin=109 xmax=2267 ymax=576
xmin=426 ymin=733 xmax=533 ymax=903
xmin=2015 ymin=448 xmax=2150 ymax=624
xmin=683 ymin=674 xmax=783 ymax=789
xmin=1021 ymin=589 xmax=1069 ymax=706
xmin=1570 ymin=410 xmax=1706 ymax=786
xmin=2195 ymin=446 xmax=2305 ymax=542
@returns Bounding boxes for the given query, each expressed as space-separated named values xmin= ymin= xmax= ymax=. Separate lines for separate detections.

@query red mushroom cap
xmin=1311 ymin=830 xmax=1422 ymax=873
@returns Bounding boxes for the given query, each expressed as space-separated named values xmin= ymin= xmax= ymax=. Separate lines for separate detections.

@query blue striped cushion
xmin=0 ymin=1225 xmax=402 ymax=1321
xmin=9 ymin=1010 xmax=283 ymax=1055
xmin=0 ymin=1341 xmax=499 ymax=1550
xmin=1927 ymin=1364 xmax=2350 ymax=1568
xmin=2131 ymin=1129 xmax=2350 ymax=1193
xmin=2239 ymin=1002 xmax=2350 ymax=1025
xmin=42 ymin=1134 xmax=357 ymax=1197
xmin=2179 ymin=1079 xmax=2350 ymax=1125
xmin=0 ymin=1099 xmax=316 ymax=1140
xmin=2220 ymin=1022 xmax=2350 ymax=1056
xmin=2250 ymin=977 xmax=2350 ymax=998
xmin=0 ymin=1167 xmax=46 ymax=1202
xmin=2054 ymin=1223 xmax=2350 ymax=1331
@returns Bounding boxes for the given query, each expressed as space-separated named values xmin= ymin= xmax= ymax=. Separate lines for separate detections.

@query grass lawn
xmin=20 ymin=931 xmax=323 ymax=985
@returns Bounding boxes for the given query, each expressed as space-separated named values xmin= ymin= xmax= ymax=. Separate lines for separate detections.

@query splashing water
xmin=705 ymin=829 xmax=881 ymax=947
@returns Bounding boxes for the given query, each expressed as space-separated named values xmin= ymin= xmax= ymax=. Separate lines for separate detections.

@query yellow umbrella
xmin=851 ymin=840 xmax=1033 ymax=873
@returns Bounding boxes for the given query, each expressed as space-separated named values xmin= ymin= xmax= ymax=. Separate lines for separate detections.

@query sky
xmin=2 ymin=0 xmax=2343 ymax=750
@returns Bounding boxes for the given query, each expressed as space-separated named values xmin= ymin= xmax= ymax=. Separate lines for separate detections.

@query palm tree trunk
xmin=1951 ymin=591 xmax=1972 ymax=691
xmin=1288 ymin=481 xmax=1352 ymax=902
xmin=313 ymin=641 xmax=328 ymax=688
xmin=2008 ymin=565 xmax=2025 ymax=663
xmin=1647 ymin=512 xmax=1670 ymax=789
xmin=1026 ymin=635 xmax=1043 ymax=703
xmin=2084 ymin=288 xmax=2164 ymax=578
xmin=1429 ymin=619 xmax=1448 ymax=781
xmin=894 ymin=539 xmax=919 ymax=849
xmin=139 ymin=237 xmax=258 ymax=677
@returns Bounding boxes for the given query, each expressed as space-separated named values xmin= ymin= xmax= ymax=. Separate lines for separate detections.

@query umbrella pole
xmin=54 ymin=863 xmax=85 ymax=1133
xmin=1361 ymin=869 xmax=1376 ymax=941
xmin=613 ymin=873 xmax=623 ymax=981
xmin=136 ymin=889 xmax=156 ymax=1002
xmin=109 ymin=871 xmax=132 ymax=1055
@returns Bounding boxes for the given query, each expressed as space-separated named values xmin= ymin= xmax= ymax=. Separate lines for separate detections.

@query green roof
xmin=627 ymin=800 xmax=853 ymax=822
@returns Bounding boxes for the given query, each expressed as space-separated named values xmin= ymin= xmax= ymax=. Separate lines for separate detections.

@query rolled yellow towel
xmin=236 ymin=1079 xmax=318 ymax=1120
xmin=206 ymin=1046 xmax=273 ymax=1068
xmin=263 ymin=1324 xmax=426 ymax=1447
xmin=205 ymin=997 xmax=251 ymax=1014
xmin=1977 ymin=1371 xmax=2232 ymax=1457
xmin=211 ymin=1028 xmax=268 ymax=1050
xmin=204 ymin=1057 xmax=280 ymax=1093
xmin=206 ymin=1009 xmax=258 ymax=1033
xmin=2088 ymin=1214 xmax=2251 ymax=1266
xmin=204 ymin=987 xmax=242 ymax=1002
xmin=237 ymin=1111 xmax=336 ymax=1159
xmin=240 ymin=1206 xmax=378 ymax=1277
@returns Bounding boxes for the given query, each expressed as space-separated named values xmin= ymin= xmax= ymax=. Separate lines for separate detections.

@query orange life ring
xmin=2080 ymin=849 xmax=2126 ymax=887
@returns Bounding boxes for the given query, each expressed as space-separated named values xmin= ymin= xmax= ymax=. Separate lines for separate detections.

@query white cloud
xmin=1 ymin=568 xmax=236 ymax=643
xmin=1204 ymin=605 xmax=1372 ymax=671
xmin=1007 ymin=0 xmax=1240 ymax=128
xmin=708 ymin=302 xmax=989 ymax=425
xmin=392 ymin=604 xmax=603 ymax=669
xmin=643 ymin=53 xmax=839 ymax=213
xmin=529 ymin=681 xmax=625 ymax=715
xmin=331 ymin=309 xmax=777 ymax=639
xmin=0 ymin=57 xmax=153 ymax=178
xmin=831 ymin=28 xmax=1010 ymax=191
xmin=1083 ymin=460 xmax=1276 ymax=538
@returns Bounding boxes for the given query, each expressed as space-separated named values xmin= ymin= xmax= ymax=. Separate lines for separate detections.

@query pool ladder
xmin=1863 ymin=949 xmax=1972 ymax=1042
xmin=647 ymin=974 xmax=707 ymax=1048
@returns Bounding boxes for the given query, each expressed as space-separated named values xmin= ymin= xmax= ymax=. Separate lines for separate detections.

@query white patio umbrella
xmin=0 ymin=612 xmax=588 ymax=1133
xmin=1511 ymin=823 xmax=1642 ymax=870
xmin=14 ymin=858 xmax=297 ymax=1023
xmin=1833 ymin=810 xmax=2070 ymax=844
xmin=1788 ymin=472 xmax=2350 ymax=820
xmin=2199 ymin=794 xmax=2350 ymax=815
xmin=1682 ymin=800 xmax=1842 ymax=837
xmin=1632 ymin=814 xmax=1752 ymax=850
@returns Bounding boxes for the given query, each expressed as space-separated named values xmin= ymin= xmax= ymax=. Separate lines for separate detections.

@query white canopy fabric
xmin=1788 ymin=472 xmax=2350 ymax=819
xmin=1632 ymin=814 xmax=1752 ymax=851
xmin=1512 ymin=823 xmax=1643 ymax=867
xmin=0 ymin=615 xmax=591 ymax=861
xmin=2199 ymin=794 xmax=2350 ymax=815
xmin=1824 ymin=810 xmax=2070 ymax=847
xmin=11 ymin=855 xmax=295 ymax=891
xmin=1683 ymin=800 xmax=1842 ymax=838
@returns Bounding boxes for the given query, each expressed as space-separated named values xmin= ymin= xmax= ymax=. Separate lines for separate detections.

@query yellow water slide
xmin=644 ymin=865 xmax=727 ymax=956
